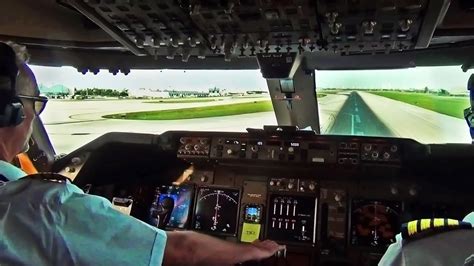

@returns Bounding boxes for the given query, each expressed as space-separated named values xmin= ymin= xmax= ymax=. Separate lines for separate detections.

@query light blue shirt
xmin=0 ymin=161 xmax=167 ymax=265
xmin=0 ymin=160 xmax=26 ymax=181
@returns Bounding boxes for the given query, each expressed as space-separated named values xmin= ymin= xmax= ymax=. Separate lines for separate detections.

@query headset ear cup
xmin=0 ymin=100 xmax=25 ymax=127
xmin=10 ymin=101 xmax=25 ymax=126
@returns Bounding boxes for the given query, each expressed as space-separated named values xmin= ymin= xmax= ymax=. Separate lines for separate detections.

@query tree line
xmin=73 ymin=88 xmax=129 ymax=98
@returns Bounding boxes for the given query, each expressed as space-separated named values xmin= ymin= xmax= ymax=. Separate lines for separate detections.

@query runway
xmin=40 ymin=92 xmax=472 ymax=154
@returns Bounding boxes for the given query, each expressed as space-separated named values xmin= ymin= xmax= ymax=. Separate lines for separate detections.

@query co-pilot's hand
xmin=248 ymin=240 xmax=286 ymax=261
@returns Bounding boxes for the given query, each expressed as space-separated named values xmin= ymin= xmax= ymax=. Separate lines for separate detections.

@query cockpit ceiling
xmin=1 ymin=0 xmax=474 ymax=69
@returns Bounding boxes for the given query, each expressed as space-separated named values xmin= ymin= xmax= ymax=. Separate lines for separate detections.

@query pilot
xmin=379 ymin=213 xmax=474 ymax=266
xmin=0 ymin=41 xmax=285 ymax=265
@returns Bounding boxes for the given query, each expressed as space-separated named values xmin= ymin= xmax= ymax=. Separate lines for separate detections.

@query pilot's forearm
xmin=163 ymin=231 xmax=258 ymax=266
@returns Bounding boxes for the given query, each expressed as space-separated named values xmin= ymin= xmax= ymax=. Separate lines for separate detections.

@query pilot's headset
xmin=0 ymin=42 xmax=24 ymax=128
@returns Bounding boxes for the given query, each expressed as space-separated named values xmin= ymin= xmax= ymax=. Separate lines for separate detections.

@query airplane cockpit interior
xmin=2 ymin=0 xmax=474 ymax=265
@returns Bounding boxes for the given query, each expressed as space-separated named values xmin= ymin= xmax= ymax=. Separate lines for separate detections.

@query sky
xmin=30 ymin=65 xmax=474 ymax=93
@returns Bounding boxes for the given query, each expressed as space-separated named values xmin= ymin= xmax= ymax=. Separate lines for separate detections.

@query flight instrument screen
xmin=193 ymin=187 xmax=241 ymax=236
xmin=158 ymin=185 xmax=194 ymax=229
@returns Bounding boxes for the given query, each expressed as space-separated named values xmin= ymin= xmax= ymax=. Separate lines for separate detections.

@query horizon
xmin=31 ymin=65 xmax=474 ymax=93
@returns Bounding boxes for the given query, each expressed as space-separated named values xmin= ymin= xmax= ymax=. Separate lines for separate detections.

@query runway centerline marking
xmin=351 ymin=114 xmax=355 ymax=135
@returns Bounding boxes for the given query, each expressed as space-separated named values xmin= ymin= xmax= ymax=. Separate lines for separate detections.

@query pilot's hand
xmin=248 ymin=240 xmax=286 ymax=261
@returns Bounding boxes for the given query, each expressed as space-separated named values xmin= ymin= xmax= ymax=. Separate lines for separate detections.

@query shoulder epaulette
xmin=401 ymin=218 xmax=472 ymax=241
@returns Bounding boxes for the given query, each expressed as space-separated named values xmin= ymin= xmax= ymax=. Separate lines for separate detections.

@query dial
xmin=351 ymin=199 xmax=401 ymax=248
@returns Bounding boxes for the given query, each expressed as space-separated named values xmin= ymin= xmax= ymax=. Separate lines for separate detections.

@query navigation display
xmin=350 ymin=199 xmax=401 ymax=248
xmin=193 ymin=187 xmax=241 ymax=236
xmin=157 ymin=185 xmax=194 ymax=229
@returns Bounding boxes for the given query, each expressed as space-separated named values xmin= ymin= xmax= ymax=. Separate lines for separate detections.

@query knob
xmin=180 ymin=137 xmax=186 ymax=144
xmin=251 ymin=145 xmax=258 ymax=152
xmin=383 ymin=152 xmax=391 ymax=160
xmin=288 ymin=183 xmax=294 ymax=189
xmin=409 ymin=187 xmax=417 ymax=196
xmin=308 ymin=183 xmax=316 ymax=191
xmin=65 ymin=166 xmax=75 ymax=173
xmin=185 ymin=144 xmax=193 ymax=151
xmin=288 ymin=147 xmax=295 ymax=153
xmin=200 ymin=175 xmax=208 ymax=182
xmin=334 ymin=193 xmax=342 ymax=202
xmin=71 ymin=157 xmax=82 ymax=166
xmin=390 ymin=186 xmax=399 ymax=195
xmin=371 ymin=151 xmax=379 ymax=159
xmin=226 ymin=149 xmax=233 ymax=155
xmin=276 ymin=181 xmax=282 ymax=187
xmin=194 ymin=144 xmax=201 ymax=151
xmin=199 ymin=138 xmax=208 ymax=145
xmin=269 ymin=180 xmax=275 ymax=186
xmin=390 ymin=145 xmax=398 ymax=152
xmin=364 ymin=144 xmax=372 ymax=152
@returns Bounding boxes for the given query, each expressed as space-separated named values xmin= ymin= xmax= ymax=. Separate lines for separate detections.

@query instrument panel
xmin=59 ymin=131 xmax=474 ymax=266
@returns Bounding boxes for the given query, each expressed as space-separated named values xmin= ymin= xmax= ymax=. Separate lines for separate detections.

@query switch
xmin=271 ymin=149 xmax=276 ymax=159
xmin=390 ymin=186 xmax=399 ymax=195
xmin=287 ymin=183 xmax=294 ymax=190
xmin=273 ymin=199 xmax=278 ymax=215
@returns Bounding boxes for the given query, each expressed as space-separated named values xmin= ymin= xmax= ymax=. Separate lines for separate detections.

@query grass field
xmin=104 ymin=101 xmax=273 ymax=120
xmin=370 ymin=91 xmax=470 ymax=119
xmin=144 ymin=98 xmax=219 ymax=103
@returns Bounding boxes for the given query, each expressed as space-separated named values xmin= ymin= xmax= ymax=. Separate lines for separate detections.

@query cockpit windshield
xmin=33 ymin=65 xmax=473 ymax=154
xmin=318 ymin=66 xmax=474 ymax=144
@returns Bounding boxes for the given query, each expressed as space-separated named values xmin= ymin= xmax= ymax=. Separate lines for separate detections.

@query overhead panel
xmin=65 ymin=0 xmax=448 ymax=61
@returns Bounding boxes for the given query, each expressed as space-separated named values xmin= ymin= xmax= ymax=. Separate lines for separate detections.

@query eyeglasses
xmin=17 ymin=95 xmax=48 ymax=115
